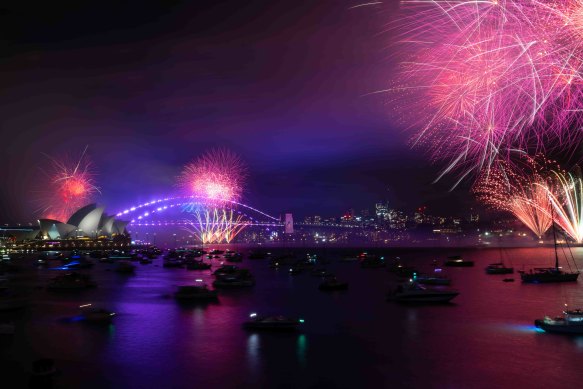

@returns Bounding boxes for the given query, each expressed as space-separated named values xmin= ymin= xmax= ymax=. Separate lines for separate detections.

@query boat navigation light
xmin=109 ymin=313 xmax=116 ymax=316
xmin=195 ymin=279 xmax=203 ymax=282
xmin=80 ymin=304 xmax=92 ymax=308
xmin=299 ymin=319 xmax=305 ymax=323
xmin=250 ymin=313 xmax=257 ymax=318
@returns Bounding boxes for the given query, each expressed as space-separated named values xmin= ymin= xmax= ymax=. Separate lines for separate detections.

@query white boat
xmin=388 ymin=281 xmax=459 ymax=303
xmin=535 ymin=308 xmax=583 ymax=334
xmin=243 ymin=313 xmax=304 ymax=331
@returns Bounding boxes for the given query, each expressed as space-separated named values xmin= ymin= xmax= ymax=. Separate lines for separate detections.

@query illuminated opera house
xmin=38 ymin=204 xmax=129 ymax=240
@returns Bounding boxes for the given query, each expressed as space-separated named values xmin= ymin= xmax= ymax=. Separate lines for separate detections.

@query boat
xmin=243 ymin=313 xmax=304 ymax=331
xmin=225 ymin=252 xmax=243 ymax=262
xmin=115 ymin=260 xmax=136 ymax=274
xmin=360 ymin=253 xmax=385 ymax=268
xmin=288 ymin=265 xmax=304 ymax=275
xmin=212 ymin=265 xmax=240 ymax=277
xmin=519 ymin=216 xmax=579 ymax=283
xmin=444 ymin=255 xmax=474 ymax=267
xmin=535 ymin=308 xmax=583 ymax=334
xmin=415 ymin=272 xmax=452 ymax=286
xmin=318 ymin=277 xmax=349 ymax=291
xmin=139 ymin=257 xmax=153 ymax=265
xmin=78 ymin=304 xmax=116 ymax=323
xmin=47 ymin=272 xmax=97 ymax=290
xmin=485 ymin=262 xmax=514 ymax=274
xmin=174 ymin=283 xmax=218 ymax=302
xmin=213 ymin=272 xmax=255 ymax=288
xmin=388 ymin=280 xmax=459 ymax=303
xmin=248 ymin=251 xmax=270 ymax=260
xmin=186 ymin=260 xmax=212 ymax=270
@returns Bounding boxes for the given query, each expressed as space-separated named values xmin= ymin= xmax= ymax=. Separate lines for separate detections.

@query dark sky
xmin=0 ymin=0 xmax=476 ymax=223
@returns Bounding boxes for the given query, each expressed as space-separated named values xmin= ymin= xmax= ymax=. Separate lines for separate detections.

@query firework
xmin=546 ymin=167 xmax=583 ymax=243
xmin=474 ymin=156 xmax=553 ymax=238
xmin=393 ymin=0 xmax=583 ymax=181
xmin=178 ymin=148 xmax=246 ymax=203
xmin=179 ymin=148 xmax=248 ymax=243
xmin=183 ymin=206 xmax=248 ymax=244
xmin=38 ymin=147 xmax=100 ymax=221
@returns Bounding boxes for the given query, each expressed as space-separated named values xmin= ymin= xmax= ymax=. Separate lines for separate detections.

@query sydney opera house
xmin=38 ymin=204 xmax=129 ymax=240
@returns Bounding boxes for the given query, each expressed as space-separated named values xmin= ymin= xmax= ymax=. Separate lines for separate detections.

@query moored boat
xmin=318 ymin=277 xmax=349 ymax=291
xmin=485 ymin=262 xmax=514 ymax=274
xmin=535 ymin=308 xmax=583 ymax=334
xmin=388 ymin=281 xmax=459 ymax=303
xmin=444 ymin=255 xmax=474 ymax=267
xmin=174 ymin=282 xmax=218 ymax=302
xmin=243 ymin=313 xmax=304 ymax=331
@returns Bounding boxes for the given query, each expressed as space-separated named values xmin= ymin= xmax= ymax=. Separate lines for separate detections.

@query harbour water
xmin=2 ymin=246 xmax=583 ymax=388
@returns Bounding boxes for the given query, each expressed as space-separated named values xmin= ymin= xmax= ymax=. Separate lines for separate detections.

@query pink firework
xmin=178 ymin=148 xmax=246 ymax=204
xmin=39 ymin=147 xmax=100 ymax=221
xmin=393 ymin=0 xmax=583 ymax=181
xmin=473 ymin=155 xmax=555 ymax=238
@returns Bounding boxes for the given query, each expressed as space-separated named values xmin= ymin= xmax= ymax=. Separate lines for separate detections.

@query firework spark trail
xmin=474 ymin=156 xmax=553 ymax=238
xmin=184 ymin=208 xmax=247 ymax=244
xmin=546 ymin=167 xmax=583 ymax=243
xmin=392 ymin=0 xmax=583 ymax=181
xmin=38 ymin=146 xmax=100 ymax=221
xmin=178 ymin=148 xmax=249 ymax=243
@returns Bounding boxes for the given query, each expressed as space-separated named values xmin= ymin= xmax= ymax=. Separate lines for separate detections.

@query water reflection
xmin=297 ymin=334 xmax=307 ymax=368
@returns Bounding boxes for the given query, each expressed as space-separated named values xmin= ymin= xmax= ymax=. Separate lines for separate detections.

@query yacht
xmin=444 ymin=255 xmax=474 ymax=267
xmin=78 ymin=304 xmax=116 ymax=323
xmin=212 ymin=265 xmax=240 ymax=277
xmin=213 ymin=275 xmax=255 ymax=288
xmin=174 ymin=283 xmax=218 ymax=302
xmin=535 ymin=308 xmax=583 ymax=334
xmin=485 ymin=262 xmax=514 ymax=274
xmin=388 ymin=281 xmax=459 ymax=303
xmin=243 ymin=313 xmax=304 ymax=331
xmin=186 ymin=260 xmax=212 ymax=270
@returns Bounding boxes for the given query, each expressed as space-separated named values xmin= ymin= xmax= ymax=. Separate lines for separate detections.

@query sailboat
xmin=519 ymin=207 xmax=579 ymax=283
xmin=485 ymin=245 xmax=514 ymax=274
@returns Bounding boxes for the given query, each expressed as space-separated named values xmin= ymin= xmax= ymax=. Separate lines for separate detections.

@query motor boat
xmin=415 ymin=274 xmax=452 ymax=286
xmin=47 ymin=272 xmax=97 ymax=290
xmin=186 ymin=260 xmax=212 ymax=270
xmin=78 ymin=304 xmax=116 ymax=323
xmin=318 ymin=277 xmax=349 ymax=291
xmin=212 ymin=265 xmax=240 ymax=277
xmin=213 ymin=274 xmax=255 ymax=288
xmin=535 ymin=308 xmax=583 ymax=334
xmin=485 ymin=262 xmax=514 ymax=274
xmin=444 ymin=255 xmax=474 ymax=267
xmin=115 ymin=260 xmax=136 ymax=274
xmin=225 ymin=252 xmax=243 ymax=262
xmin=174 ymin=283 xmax=218 ymax=302
xmin=360 ymin=253 xmax=385 ymax=268
xmin=243 ymin=313 xmax=304 ymax=331
xmin=288 ymin=265 xmax=304 ymax=275
xmin=388 ymin=281 xmax=459 ymax=303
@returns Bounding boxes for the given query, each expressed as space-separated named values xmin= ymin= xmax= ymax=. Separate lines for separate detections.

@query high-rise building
xmin=375 ymin=202 xmax=389 ymax=221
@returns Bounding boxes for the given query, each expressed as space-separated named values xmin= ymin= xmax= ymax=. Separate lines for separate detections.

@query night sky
xmin=0 ymin=1 xmax=475 ymax=223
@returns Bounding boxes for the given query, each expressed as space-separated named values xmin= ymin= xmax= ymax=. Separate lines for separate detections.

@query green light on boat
xmin=299 ymin=319 xmax=305 ymax=323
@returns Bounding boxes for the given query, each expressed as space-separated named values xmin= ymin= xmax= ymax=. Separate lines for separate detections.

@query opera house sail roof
xmin=39 ymin=204 xmax=128 ymax=239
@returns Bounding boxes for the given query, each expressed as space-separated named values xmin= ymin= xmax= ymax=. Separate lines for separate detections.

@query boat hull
xmin=534 ymin=319 xmax=583 ymax=334
xmin=390 ymin=292 xmax=459 ymax=303
xmin=520 ymin=272 xmax=579 ymax=283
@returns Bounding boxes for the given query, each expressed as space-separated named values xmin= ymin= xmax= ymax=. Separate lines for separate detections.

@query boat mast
xmin=551 ymin=201 xmax=559 ymax=270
